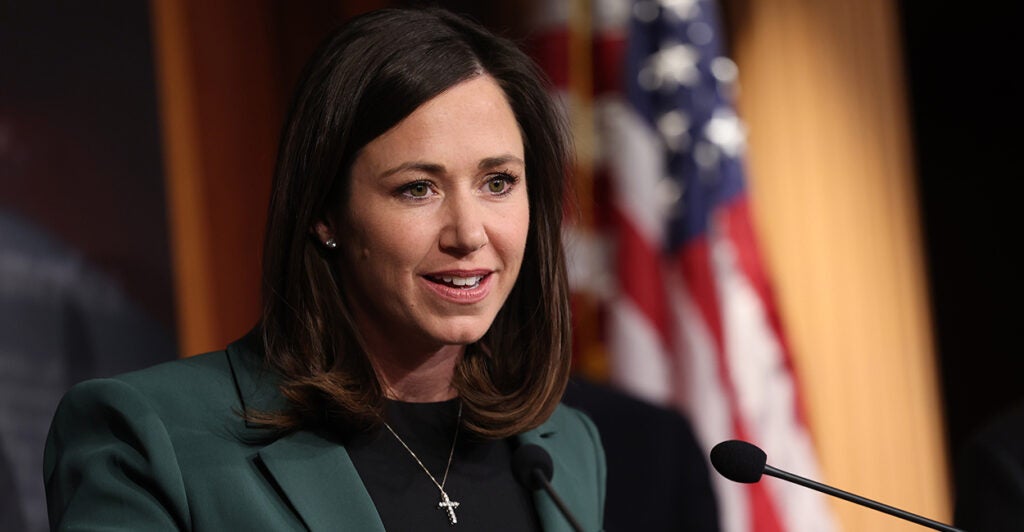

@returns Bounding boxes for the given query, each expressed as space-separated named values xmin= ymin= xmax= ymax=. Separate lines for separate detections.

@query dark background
xmin=0 ymin=1 xmax=173 ymax=329
xmin=897 ymin=1 xmax=1024 ymax=464
xmin=1 ymin=3 xmax=175 ymax=530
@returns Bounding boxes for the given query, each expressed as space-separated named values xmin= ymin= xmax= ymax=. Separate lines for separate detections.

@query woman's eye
xmin=485 ymin=173 xmax=518 ymax=195
xmin=487 ymin=178 xmax=507 ymax=194
xmin=402 ymin=182 xmax=432 ymax=198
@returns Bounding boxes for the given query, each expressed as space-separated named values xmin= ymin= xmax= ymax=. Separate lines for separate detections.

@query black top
xmin=347 ymin=399 xmax=541 ymax=531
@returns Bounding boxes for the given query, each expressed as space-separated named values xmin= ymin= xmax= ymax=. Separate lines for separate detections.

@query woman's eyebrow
xmin=478 ymin=154 xmax=525 ymax=170
xmin=380 ymin=155 xmax=524 ymax=178
xmin=379 ymin=161 xmax=446 ymax=178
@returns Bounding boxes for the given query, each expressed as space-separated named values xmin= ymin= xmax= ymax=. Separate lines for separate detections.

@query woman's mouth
xmin=427 ymin=274 xmax=485 ymax=289
xmin=421 ymin=272 xmax=494 ymax=303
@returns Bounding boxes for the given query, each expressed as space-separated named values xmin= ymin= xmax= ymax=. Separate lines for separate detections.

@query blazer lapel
xmin=226 ymin=335 xmax=384 ymax=531
xmin=517 ymin=421 xmax=587 ymax=532
xmin=259 ymin=431 xmax=385 ymax=532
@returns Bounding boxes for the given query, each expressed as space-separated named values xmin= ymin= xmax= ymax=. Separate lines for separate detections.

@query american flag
xmin=532 ymin=0 xmax=838 ymax=530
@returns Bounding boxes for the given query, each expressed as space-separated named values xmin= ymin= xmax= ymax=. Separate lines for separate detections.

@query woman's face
xmin=335 ymin=75 xmax=529 ymax=354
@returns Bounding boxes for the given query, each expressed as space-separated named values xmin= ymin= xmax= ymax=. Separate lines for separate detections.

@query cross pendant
xmin=437 ymin=490 xmax=460 ymax=525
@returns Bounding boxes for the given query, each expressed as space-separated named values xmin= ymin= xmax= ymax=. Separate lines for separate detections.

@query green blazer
xmin=44 ymin=337 xmax=606 ymax=531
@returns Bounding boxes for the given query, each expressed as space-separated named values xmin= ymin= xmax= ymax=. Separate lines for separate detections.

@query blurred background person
xmin=0 ymin=211 xmax=174 ymax=532
xmin=954 ymin=399 xmax=1024 ymax=530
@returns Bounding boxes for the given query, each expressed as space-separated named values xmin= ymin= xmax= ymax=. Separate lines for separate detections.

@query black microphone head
xmin=512 ymin=443 xmax=554 ymax=490
xmin=710 ymin=440 xmax=767 ymax=483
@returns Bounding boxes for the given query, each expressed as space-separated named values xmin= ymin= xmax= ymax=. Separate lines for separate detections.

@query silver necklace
xmin=381 ymin=400 xmax=463 ymax=526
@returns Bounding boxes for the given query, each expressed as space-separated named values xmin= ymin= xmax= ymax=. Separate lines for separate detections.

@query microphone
xmin=512 ymin=444 xmax=585 ymax=532
xmin=710 ymin=440 xmax=965 ymax=532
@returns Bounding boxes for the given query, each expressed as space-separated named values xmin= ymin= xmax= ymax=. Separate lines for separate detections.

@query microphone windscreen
xmin=512 ymin=443 xmax=554 ymax=490
xmin=710 ymin=440 xmax=767 ymax=483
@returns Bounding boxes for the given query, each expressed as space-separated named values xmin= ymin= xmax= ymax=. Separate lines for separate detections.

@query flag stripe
xmin=612 ymin=205 xmax=672 ymax=347
xmin=530 ymin=1 xmax=836 ymax=530
xmin=677 ymin=236 xmax=785 ymax=532
xmin=720 ymin=197 xmax=811 ymax=426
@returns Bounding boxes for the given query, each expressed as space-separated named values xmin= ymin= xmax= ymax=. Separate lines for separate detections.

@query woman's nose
xmin=439 ymin=193 xmax=488 ymax=255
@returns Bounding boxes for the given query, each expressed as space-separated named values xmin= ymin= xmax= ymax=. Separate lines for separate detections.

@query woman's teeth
xmin=433 ymin=275 xmax=483 ymax=288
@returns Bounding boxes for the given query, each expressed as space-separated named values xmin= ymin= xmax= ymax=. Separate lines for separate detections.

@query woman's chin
xmin=416 ymin=300 xmax=505 ymax=347
xmin=426 ymin=321 xmax=491 ymax=348
xmin=436 ymin=330 xmax=488 ymax=347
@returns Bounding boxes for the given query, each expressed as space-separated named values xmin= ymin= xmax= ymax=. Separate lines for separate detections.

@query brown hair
xmin=257 ymin=7 xmax=573 ymax=439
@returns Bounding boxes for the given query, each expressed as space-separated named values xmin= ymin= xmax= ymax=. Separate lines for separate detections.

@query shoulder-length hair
xmin=257 ymin=7 xmax=573 ymax=439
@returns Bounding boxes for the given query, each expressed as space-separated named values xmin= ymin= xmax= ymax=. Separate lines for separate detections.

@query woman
xmin=44 ymin=7 xmax=606 ymax=531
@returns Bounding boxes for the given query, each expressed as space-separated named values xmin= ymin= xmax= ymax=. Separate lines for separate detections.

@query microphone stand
xmin=530 ymin=469 xmax=585 ymax=532
xmin=764 ymin=465 xmax=965 ymax=532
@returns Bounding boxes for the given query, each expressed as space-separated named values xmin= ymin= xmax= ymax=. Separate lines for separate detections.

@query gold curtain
xmin=150 ymin=0 xmax=280 ymax=356
xmin=727 ymin=0 xmax=952 ymax=528
xmin=150 ymin=0 xmax=387 ymax=356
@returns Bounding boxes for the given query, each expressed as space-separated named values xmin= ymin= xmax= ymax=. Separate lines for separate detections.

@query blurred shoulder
xmin=547 ymin=402 xmax=601 ymax=438
xmin=56 ymin=349 xmax=241 ymax=426
xmin=563 ymin=377 xmax=685 ymax=424
xmin=562 ymin=377 xmax=701 ymax=445
xmin=973 ymin=400 xmax=1024 ymax=452
xmin=535 ymin=403 xmax=605 ymax=464
xmin=115 ymin=349 xmax=234 ymax=390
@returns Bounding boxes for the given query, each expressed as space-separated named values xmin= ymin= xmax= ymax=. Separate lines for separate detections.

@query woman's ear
xmin=313 ymin=220 xmax=338 ymax=249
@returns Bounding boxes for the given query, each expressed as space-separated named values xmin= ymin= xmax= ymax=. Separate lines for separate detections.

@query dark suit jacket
xmin=44 ymin=338 xmax=606 ymax=531
xmin=954 ymin=400 xmax=1024 ymax=531
xmin=0 ymin=444 xmax=25 ymax=531
xmin=563 ymin=378 xmax=719 ymax=531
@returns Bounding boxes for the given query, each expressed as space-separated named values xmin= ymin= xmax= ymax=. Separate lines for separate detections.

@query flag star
xmin=660 ymin=0 xmax=701 ymax=21
xmin=638 ymin=42 xmax=700 ymax=90
xmin=632 ymin=0 xmax=660 ymax=23
xmin=657 ymin=110 xmax=692 ymax=152
xmin=687 ymin=21 xmax=714 ymax=45
xmin=656 ymin=177 xmax=685 ymax=216
xmin=710 ymin=57 xmax=739 ymax=85
xmin=694 ymin=140 xmax=720 ymax=169
xmin=704 ymin=108 xmax=746 ymax=157
xmin=596 ymin=0 xmax=631 ymax=29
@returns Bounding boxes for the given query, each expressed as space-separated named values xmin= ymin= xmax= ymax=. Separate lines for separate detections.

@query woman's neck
xmin=368 ymin=342 xmax=463 ymax=402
